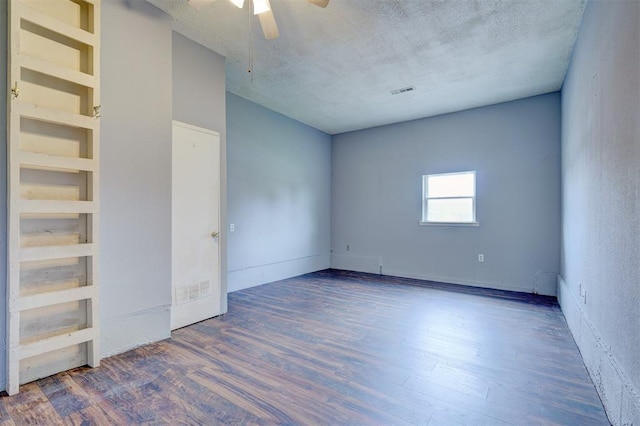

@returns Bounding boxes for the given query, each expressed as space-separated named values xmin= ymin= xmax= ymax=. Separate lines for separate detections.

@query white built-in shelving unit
xmin=6 ymin=0 xmax=101 ymax=395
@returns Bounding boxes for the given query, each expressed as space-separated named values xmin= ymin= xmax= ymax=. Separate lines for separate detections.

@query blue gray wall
xmin=100 ymin=6 xmax=231 ymax=354
xmin=332 ymin=94 xmax=561 ymax=296
xmin=559 ymin=0 xmax=640 ymax=424
xmin=0 ymin=0 xmax=8 ymax=390
xmin=173 ymin=33 xmax=226 ymax=133
xmin=100 ymin=0 xmax=173 ymax=355
xmin=172 ymin=32 xmax=228 ymax=311
xmin=226 ymin=93 xmax=331 ymax=292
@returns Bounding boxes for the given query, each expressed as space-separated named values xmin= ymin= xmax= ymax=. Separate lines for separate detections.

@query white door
xmin=171 ymin=121 xmax=221 ymax=330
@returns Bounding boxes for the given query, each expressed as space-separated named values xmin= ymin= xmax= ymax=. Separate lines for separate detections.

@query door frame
xmin=171 ymin=120 xmax=225 ymax=329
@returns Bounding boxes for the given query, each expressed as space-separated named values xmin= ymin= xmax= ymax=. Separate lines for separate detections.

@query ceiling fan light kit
xmin=258 ymin=8 xmax=279 ymax=39
xmin=188 ymin=0 xmax=328 ymax=40
xmin=252 ymin=0 xmax=271 ymax=15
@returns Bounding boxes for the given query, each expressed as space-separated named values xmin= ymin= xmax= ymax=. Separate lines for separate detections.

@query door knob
xmin=210 ymin=231 xmax=219 ymax=238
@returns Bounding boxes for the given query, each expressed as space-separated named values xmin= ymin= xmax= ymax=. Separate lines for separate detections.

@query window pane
xmin=427 ymin=198 xmax=474 ymax=222
xmin=427 ymin=172 xmax=474 ymax=198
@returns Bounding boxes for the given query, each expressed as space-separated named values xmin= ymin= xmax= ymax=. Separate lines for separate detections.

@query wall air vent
xmin=391 ymin=86 xmax=415 ymax=95
xmin=175 ymin=280 xmax=213 ymax=305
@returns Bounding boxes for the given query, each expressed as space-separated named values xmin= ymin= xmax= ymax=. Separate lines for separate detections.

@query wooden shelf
xmin=19 ymin=103 xmax=97 ymax=130
xmin=20 ymin=5 xmax=96 ymax=46
xmin=19 ymin=200 xmax=97 ymax=215
xmin=19 ymin=151 xmax=97 ymax=172
xmin=18 ymin=286 xmax=97 ymax=311
xmin=19 ymin=327 xmax=97 ymax=360
xmin=19 ymin=243 xmax=95 ymax=263
xmin=19 ymin=54 xmax=97 ymax=87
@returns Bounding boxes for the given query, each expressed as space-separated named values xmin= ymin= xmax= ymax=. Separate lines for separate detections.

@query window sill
xmin=419 ymin=221 xmax=480 ymax=227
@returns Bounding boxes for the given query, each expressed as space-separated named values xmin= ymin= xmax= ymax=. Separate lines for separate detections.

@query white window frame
xmin=420 ymin=171 xmax=479 ymax=226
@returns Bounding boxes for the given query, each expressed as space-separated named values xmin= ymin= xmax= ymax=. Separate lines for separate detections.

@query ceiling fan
xmin=188 ymin=0 xmax=329 ymax=40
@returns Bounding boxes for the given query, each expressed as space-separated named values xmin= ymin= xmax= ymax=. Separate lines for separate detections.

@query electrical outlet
xmin=346 ymin=244 xmax=350 ymax=251
xmin=478 ymin=254 xmax=484 ymax=262
xmin=230 ymin=223 xmax=235 ymax=232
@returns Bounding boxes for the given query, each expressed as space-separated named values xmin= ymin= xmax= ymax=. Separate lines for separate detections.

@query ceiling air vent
xmin=391 ymin=86 xmax=415 ymax=95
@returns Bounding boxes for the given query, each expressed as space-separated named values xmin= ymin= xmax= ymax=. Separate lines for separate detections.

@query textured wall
xmin=559 ymin=0 xmax=640 ymax=424
xmin=172 ymin=32 xmax=226 ymax=133
xmin=226 ymin=93 xmax=331 ymax=292
xmin=0 ymin=0 xmax=8 ymax=390
xmin=100 ymin=0 xmax=173 ymax=355
xmin=332 ymin=94 xmax=561 ymax=295
xmin=172 ymin=32 xmax=228 ymax=311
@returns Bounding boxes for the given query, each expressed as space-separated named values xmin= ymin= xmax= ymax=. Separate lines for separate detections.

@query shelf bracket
xmin=11 ymin=81 xmax=19 ymax=98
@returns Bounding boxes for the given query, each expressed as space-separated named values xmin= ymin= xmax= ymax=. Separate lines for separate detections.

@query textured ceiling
xmin=146 ymin=0 xmax=586 ymax=134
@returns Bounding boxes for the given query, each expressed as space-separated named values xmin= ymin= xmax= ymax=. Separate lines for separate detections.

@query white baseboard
xmin=228 ymin=253 xmax=331 ymax=293
xmin=558 ymin=275 xmax=640 ymax=425
xmin=102 ymin=305 xmax=171 ymax=358
xmin=331 ymin=254 xmax=555 ymax=296
xmin=381 ymin=268 xmax=538 ymax=294
xmin=330 ymin=254 xmax=381 ymax=274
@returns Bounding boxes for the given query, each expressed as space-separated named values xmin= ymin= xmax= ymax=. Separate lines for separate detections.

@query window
xmin=421 ymin=171 xmax=478 ymax=225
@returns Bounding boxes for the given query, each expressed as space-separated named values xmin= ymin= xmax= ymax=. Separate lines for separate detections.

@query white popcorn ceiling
xmin=147 ymin=0 xmax=586 ymax=134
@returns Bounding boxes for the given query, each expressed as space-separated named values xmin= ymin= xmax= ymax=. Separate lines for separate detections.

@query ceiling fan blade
xmin=258 ymin=9 xmax=279 ymax=39
xmin=188 ymin=0 xmax=216 ymax=9
xmin=306 ymin=0 xmax=329 ymax=7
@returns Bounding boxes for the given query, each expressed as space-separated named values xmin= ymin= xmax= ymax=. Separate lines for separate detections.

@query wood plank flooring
xmin=0 ymin=269 xmax=610 ymax=425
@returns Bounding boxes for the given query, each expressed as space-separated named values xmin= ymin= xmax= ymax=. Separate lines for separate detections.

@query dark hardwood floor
xmin=0 ymin=269 xmax=610 ymax=425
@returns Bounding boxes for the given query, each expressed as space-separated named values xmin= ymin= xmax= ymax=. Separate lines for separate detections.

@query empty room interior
xmin=0 ymin=0 xmax=639 ymax=424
